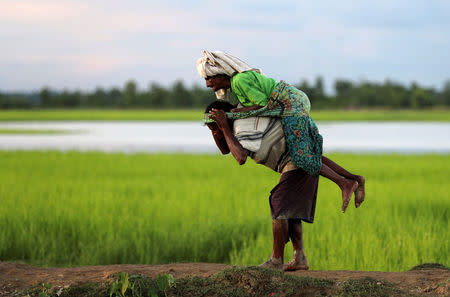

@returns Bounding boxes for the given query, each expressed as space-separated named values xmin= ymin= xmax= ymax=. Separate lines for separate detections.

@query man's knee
xmin=272 ymin=219 xmax=289 ymax=229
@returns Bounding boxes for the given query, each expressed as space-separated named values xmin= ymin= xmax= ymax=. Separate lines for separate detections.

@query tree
xmin=442 ymin=80 xmax=450 ymax=106
xmin=334 ymin=80 xmax=353 ymax=97
xmin=1 ymin=77 xmax=447 ymax=109
xmin=357 ymin=82 xmax=377 ymax=107
xmin=148 ymin=82 xmax=169 ymax=108
xmin=59 ymin=89 xmax=81 ymax=107
xmin=192 ymin=84 xmax=215 ymax=107
xmin=334 ymin=79 xmax=354 ymax=107
xmin=169 ymin=80 xmax=193 ymax=108
xmin=84 ymin=87 xmax=107 ymax=107
xmin=308 ymin=76 xmax=326 ymax=108
xmin=40 ymin=87 xmax=52 ymax=108
xmin=121 ymin=80 xmax=137 ymax=108
xmin=410 ymin=86 xmax=433 ymax=109
xmin=108 ymin=88 xmax=123 ymax=107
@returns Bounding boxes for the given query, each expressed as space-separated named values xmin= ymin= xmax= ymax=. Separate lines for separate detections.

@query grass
xmin=339 ymin=277 xmax=403 ymax=297
xmin=311 ymin=109 xmax=450 ymax=122
xmin=0 ymin=151 xmax=448 ymax=272
xmin=409 ymin=263 xmax=449 ymax=271
xmin=0 ymin=109 xmax=203 ymax=121
xmin=172 ymin=267 xmax=335 ymax=297
xmin=0 ymin=128 xmax=74 ymax=134
xmin=0 ymin=108 xmax=449 ymax=121
xmin=19 ymin=267 xmax=427 ymax=297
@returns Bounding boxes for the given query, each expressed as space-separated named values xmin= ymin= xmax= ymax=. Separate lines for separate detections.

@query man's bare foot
xmin=259 ymin=258 xmax=283 ymax=270
xmin=342 ymin=179 xmax=359 ymax=213
xmin=283 ymin=258 xmax=309 ymax=271
xmin=354 ymin=176 xmax=365 ymax=208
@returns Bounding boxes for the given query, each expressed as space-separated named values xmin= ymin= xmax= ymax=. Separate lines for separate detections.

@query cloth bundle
xmin=233 ymin=116 xmax=272 ymax=152
xmin=196 ymin=50 xmax=262 ymax=99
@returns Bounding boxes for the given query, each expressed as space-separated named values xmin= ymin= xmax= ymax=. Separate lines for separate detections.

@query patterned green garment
xmin=227 ymin=81 xmax=323 ymax=176
xmin=230 ymin=71 xmax=277 ymax=107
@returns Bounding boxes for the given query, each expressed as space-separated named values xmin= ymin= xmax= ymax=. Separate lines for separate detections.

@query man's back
xmin=233 ymin=118 xmax=292 ymax=173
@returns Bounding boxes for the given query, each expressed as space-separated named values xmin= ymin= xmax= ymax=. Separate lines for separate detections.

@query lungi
xmin=269 ymin=168 xmax=319 ymax=223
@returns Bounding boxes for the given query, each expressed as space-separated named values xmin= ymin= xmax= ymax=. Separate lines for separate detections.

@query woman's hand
xmin=209 ymin=108 xmax=228 ymax=130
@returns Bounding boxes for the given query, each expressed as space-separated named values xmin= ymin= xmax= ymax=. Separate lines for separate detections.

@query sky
xmin=1 ymin=0 xmax=449 ymax=93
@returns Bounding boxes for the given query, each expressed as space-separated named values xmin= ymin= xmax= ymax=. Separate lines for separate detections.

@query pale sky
xmin=1 ymin=0 xmax=449 ymax=92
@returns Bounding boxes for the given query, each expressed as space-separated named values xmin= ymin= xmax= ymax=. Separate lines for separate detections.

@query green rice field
xmin=0 ymin=109 xmax=449 ymax=121
xmin=0 ymin=151 xmax=448 ymax=271
xmin=0 ymin=128 xmax=73 ymax=134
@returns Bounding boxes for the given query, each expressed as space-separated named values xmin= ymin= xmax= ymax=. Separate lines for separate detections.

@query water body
xmin=0 ymin=121 xmax=449 ymax=154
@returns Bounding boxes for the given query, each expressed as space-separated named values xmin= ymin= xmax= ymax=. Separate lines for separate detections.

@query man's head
xmin=205 ymin=99 xmax=234 ymax=125
xmin=205 ymin=100 xmax=235 ymax=134
xmin=204 ymin=100 xmax=235 ymax=153
xmin=205 ymin=100 xmax=234 ymax=114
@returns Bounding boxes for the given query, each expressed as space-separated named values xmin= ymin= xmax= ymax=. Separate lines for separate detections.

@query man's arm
xmin=211 ymin=129 xmax=230 ymax=154
xmin=209 ymin=109 xmax=248 ymax=165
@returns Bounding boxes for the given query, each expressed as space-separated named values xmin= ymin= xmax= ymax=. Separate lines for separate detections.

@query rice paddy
xmin=0 ymin=151 xmax=448 ymax=271
xmin=0 ymin=109 xmax=449 ymax=121
xmin=0 ymin=128 xmax=72 ymax=134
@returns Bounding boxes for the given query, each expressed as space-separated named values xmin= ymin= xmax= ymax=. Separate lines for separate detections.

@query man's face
xmin=205 ymin=75 xmax=230 ymax=92
xmin=206 ymin=114 xmax=231 ymax=153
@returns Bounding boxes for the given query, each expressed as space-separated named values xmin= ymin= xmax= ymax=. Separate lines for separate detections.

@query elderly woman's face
xmin=205 ymin=74 xmax=231 ymax=92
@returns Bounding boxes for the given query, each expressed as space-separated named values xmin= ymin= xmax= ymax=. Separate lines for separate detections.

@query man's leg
xmin=259 ymin=219 xmax=288 ymax=270
xmin=322 ymin=156 xmax=365 ymax=208
xmin=284 ymin=219 xmax=309 ymax=271
xmin=320 ymin=163 xmax=359 ymax=213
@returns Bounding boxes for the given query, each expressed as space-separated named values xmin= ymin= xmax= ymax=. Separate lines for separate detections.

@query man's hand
xmin=207 ymin=108 xmax=248 ymax=165
xmin=209 ymin=108 xmax=228 ymax=130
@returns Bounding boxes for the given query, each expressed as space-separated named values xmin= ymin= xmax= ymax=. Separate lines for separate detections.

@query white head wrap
xmin=196 ymin=50 xmax=263 ymax=99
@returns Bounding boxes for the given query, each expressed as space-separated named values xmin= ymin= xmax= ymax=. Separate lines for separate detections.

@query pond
xmin=0 ymin=121 xmax=448 ymax=154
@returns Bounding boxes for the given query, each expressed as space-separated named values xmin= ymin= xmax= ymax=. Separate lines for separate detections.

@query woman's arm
xmin=209 ymin=109 xmax=248 ymax=165
xmin=231 ymin=105 xmax=263 ymax=113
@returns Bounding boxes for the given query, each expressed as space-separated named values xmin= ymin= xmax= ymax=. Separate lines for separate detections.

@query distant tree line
xmin=1 ymin=77 xmax=449 ymax=109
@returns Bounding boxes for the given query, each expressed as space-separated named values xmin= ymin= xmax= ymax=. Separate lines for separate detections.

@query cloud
xmin=0 ymin=0 xmax=211 ymax=78
xmin=0 ymin=0 xmax=449 ymax=91
xmin=64 ymin=54 xmax=135 ymax=74
xmin=0 ymin=0 xmax=209 ymax=42
xmin=0 ymin=1 xmax=91 ymax=23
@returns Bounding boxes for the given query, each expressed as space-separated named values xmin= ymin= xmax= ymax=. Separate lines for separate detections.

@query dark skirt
xmin=269 ymin=168 xmax=319 ymax=223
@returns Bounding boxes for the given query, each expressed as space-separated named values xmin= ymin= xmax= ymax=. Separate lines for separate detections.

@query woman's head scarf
xmin=196 ymin=50 xmax=262 ymax=99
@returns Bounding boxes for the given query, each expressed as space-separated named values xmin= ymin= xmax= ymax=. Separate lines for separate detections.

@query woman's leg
xmin=260 ymin=219 xmax=288 ymax=270
xmin=320 ymin=163 xmax=359 ymax=212
xmin=284 ymin=220 xmax=309 ymax=271
xmin=322 ymin=156 xmax=366 ymax=208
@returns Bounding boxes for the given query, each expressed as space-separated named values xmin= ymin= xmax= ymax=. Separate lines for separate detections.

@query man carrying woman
xmin=198 ymin=50 xmax=365 ymax=270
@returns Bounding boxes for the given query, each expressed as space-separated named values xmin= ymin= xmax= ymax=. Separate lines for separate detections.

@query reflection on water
xmin=0 ymin=121 xmax=449 ymax=154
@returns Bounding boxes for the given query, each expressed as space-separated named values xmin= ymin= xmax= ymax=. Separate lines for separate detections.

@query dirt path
xmin=1 ymin=261 xmax=448 ymax=296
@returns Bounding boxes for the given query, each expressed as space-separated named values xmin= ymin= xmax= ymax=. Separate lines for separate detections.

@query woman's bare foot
xmin=354 ymin=176 xmax=366 ymax=208
xmin=259 ymin=258 xmax=283 ymax=270
xmin=342 ymin=179 xmax=359 ymax=213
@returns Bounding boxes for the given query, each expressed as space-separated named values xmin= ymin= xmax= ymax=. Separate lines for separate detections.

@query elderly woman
xmin=197 ymin=50 xmax=365 ymax=208
xmin=197 ymin=50 xmax=365 ymax=270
